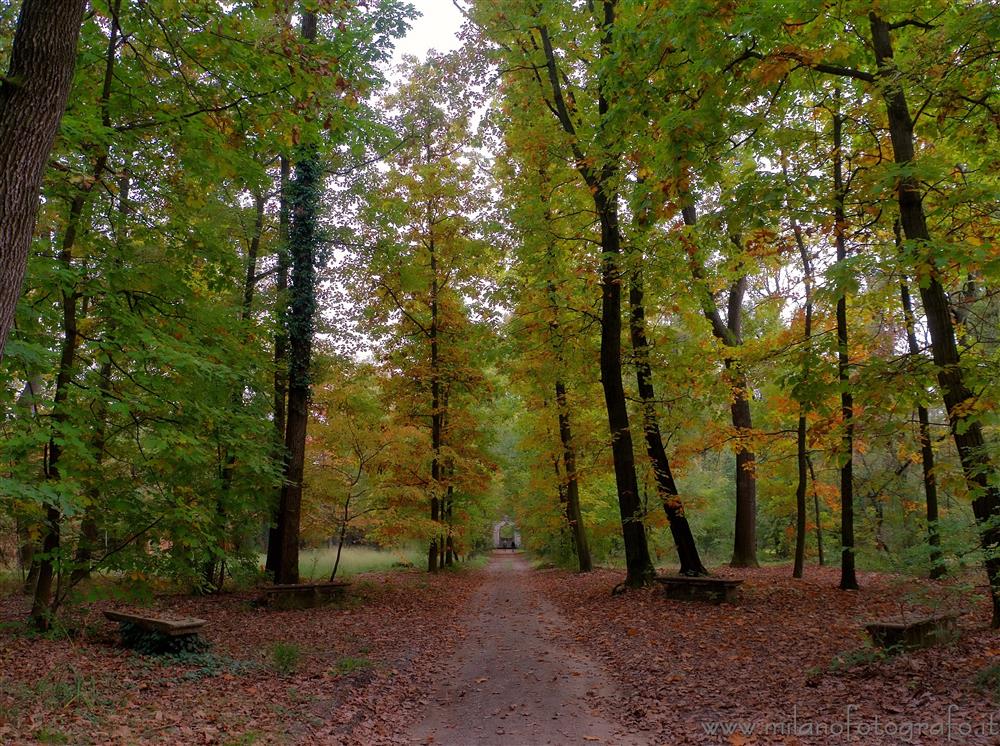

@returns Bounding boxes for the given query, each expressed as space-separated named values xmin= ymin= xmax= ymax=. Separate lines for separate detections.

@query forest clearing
xmin=1 ymin=0 xmax=999 ymax=742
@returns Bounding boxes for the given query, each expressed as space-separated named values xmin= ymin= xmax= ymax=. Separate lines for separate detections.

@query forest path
xmin=407 ymin=552 xmax=646 ymax=745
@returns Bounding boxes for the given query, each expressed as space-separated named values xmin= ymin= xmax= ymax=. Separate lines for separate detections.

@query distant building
xmin=492 ymin=516 xmax=521 ymax=549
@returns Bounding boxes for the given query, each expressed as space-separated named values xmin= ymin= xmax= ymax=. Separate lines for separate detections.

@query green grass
xmin=295 ymin=545 xmax=425 ymax=581
xmin=332 ymin=656 xmax=372 ymax=675
xmin=269 ymin=642 xmax=302 ymax=675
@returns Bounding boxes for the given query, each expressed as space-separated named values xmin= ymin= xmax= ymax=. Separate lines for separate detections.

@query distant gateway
xmin=492 ymin=516 xmax=521 ymax=550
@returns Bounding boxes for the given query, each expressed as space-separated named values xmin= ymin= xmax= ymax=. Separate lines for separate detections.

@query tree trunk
xmin=870 ymin=13 xmax=1000 ymax=625
xmin=790 ymin=214 xmax=814 ymax=579
xmin=627 ymin=272 xmax=706 ymax=576
xmin=807 ymin=455 xmax=825 ymax=565
xmin=681 ymin=206 xmax=758 ymax=567
xmin=898 ymin=262 xmax=944 ymax=578
xmin=534 ymin=3 xmax=654 ymax=586
xmin=208 ymin=191 xmax=265 ymax=590
xmin=594 ymin=188 xmax=655 ymax=587
xmin=832 ymin=91 xmax=858 ymax=591
xmin=428 ymin=214 xmax=441 ymax=573
xmin=0 ymin=0 xmax=88 ymax=359
xmin=266 ymin=156 xmax=291 ymax=576
xmin=555 ymin=379 xmax=593 ymax=572
xmin=271 ymin=11 xmax=319 ymax=586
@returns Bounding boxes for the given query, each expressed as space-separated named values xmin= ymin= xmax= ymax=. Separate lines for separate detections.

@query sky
xmin=390 ymin=0 xmax=465 ymax=66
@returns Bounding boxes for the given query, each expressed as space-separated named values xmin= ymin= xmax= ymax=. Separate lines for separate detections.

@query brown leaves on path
xmin=534 ymin=565 xmax=1000 ymax=744
xmin=0 ymin=569 xmax=484 ymax=745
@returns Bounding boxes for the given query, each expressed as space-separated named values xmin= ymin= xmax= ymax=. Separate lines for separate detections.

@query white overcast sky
xmin=390 ymin=0 xmax=465 ymax=65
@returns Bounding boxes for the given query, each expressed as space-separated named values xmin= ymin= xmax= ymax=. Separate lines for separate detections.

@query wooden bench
xmin=656 ymin=575 xmax=743 ymax=604
xmin=865 ymin=612 xmax=958 ymax=651
xmin=104 ymin=610 xmax=207 ymax=637
xmin=261 ymin=581 xmax=351 ymax=610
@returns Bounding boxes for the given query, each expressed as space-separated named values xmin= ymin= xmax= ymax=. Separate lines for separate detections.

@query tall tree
xmin=0 ymin=0 xmax=87 ymax=360
xmin=832 ymin=92 xmax=858 ymax=592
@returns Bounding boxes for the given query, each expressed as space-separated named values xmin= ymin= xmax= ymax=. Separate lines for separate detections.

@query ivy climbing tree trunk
xmin=869 ymin=12 xmax=1000 ymax=619
xmin=271 ymin=8 xmax=320 ymax=586
xmin=0 ymin=0 xmax=88 ymax=360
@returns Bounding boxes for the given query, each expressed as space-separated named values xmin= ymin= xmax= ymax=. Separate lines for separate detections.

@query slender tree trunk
xmin=897 ymin=244 xmax=944 ymax=578
xmin=807 ymin=455 xmax=825 ymax=565
xmin=534 ymin=4 xmax=654 ymax=586
xmin=791 ymin=216 xmax=814 ymax=578
xmin=555 ymin=379 xmax=593 ymax=572
xmin=681 ymin=206 xmax=758 ymax=567
xmin=0 ymin=0 xmax=88 ymax=359
xmin=31 ymin=207 xmax=82 ymax=629
xmin=207 ymin=191 xmax=265 ymax=590
xmin=870 ymin=13 xmax=1000 ymax=624
xmin=330 ymin=493 xmax=350 ymax=582
xmin=832 ymin=91 xmax=858 ymax=591
xmin=627 ymin=271 xmax=706 ymax=576
xmin=266 ymin=157 xmax=291 ymax=575
xmin=428 ymin=207 xmax=441 ymax=573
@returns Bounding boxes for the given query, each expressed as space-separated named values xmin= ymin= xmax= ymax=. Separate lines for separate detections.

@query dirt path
xmin=408 ymin=552 xmax=646 ymax=745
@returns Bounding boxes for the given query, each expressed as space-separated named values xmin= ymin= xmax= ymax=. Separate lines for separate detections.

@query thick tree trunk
xmin=594 ymin=188 xmax=654 ymax=587
xmin=627 ymin=272 xmax=706 ymax=576
xmin=728 ymin=377 xmax=758 ymax=568
xmin=271 ymin=11 xmax=319 ymax=586
xmin=832 ymin=92 xmax=858 ymax=591
xmin=870 ymin=16 xmax=1000 ymax=609
xmin=0 ymin=0 xmax=88 ymax=359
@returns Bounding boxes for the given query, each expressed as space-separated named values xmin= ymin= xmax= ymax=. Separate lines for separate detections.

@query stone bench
xmin=655 ymin=575 xmax=743 ymax=604
xmin=865 ymin=612 xmax=958 ymax=651
xmin=104 ymin=610 xmax=207 ymax=636
xmin=261 ymin=581 xmax=351 ymax=610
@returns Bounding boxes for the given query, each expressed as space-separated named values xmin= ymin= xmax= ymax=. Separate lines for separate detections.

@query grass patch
xmin=974 ymin=662 xmax=1000 ymax=701
xmin=294 ymin=545 xmax=425 ymax=581
xmin=332 ymin=656 xmax=372 ymax=675
xmin=270 ymin=642 xmax=302 ymax=674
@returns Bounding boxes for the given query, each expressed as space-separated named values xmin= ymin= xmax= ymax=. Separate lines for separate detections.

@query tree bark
xmin=0 ymin=0 xmax=88 ymax=360
xmin=266 ymin=156 xmax=291 ymax=576
xmin=554 ymin=378 xmax=593 ymax=572
xmin=898 ymin=268 xmax=944 ymax=578
xmin=790 ymin=215 xmax=814 ymax=578
xmin=271 ymin=10 xmax=320 ymax=586
xmin=832 ymin=91 xmax=858 ymax=591
xmin=681 ymin=206 xmax=758 ymax=567
xmin=594 ymin=188 xmax=655 ymax=586
xmin=627 ymin=271 xmax=707 ymax=576
xmin=534 ymin=3 xmax=654 ymax=586
xmin=870 ymin=13 xmax=1000 ymax=624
